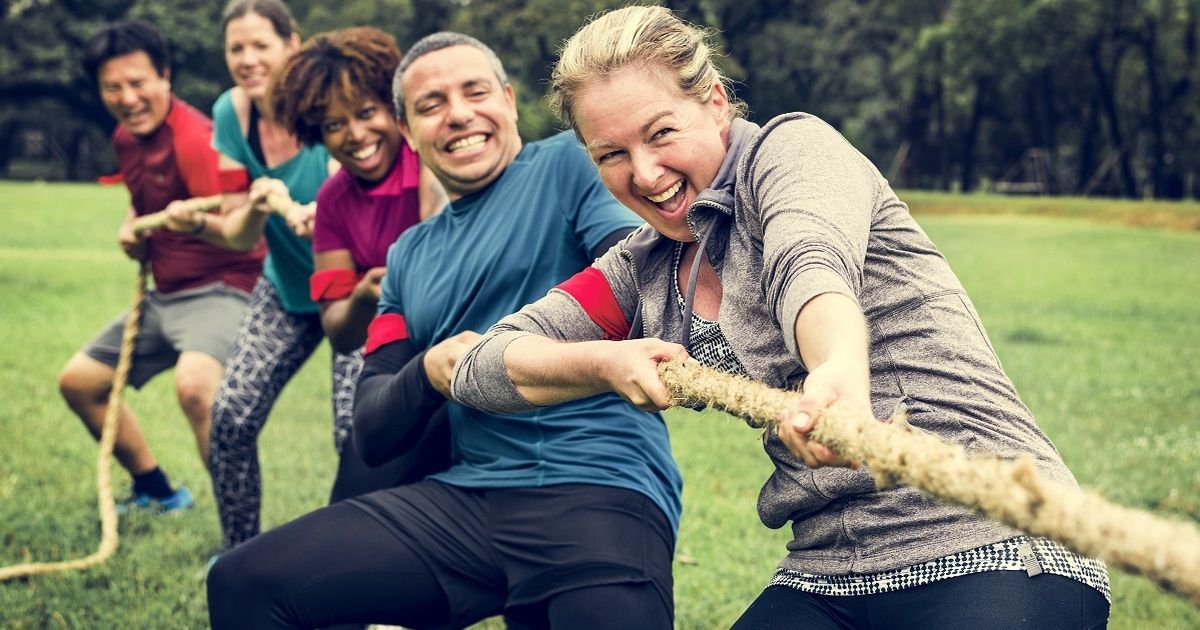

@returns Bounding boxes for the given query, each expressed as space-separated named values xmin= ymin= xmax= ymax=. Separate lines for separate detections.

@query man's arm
xmin=116 ymin=205 xmax=147 ymax=260
xmin=353 ymin=330 xmax=477 ymax=466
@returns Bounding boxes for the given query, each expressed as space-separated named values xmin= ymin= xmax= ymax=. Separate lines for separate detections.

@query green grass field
xmin=1 ymin=181 xmax=1198 ymax=628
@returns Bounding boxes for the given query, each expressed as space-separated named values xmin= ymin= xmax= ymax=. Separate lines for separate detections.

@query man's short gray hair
xmin=392 ymin=31 xmax=509 ymax=122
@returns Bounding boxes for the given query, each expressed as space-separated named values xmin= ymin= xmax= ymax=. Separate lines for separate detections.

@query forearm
xmin=353 ymin=344 xmax=445 ymax=467
xmin=186 ymin=213 xmax=239 ymax=248
xmin=793 ymin=292 xmax=870 ymax=378
xmin=319 ymin=298 xmax=376 ymax=354
xmin=216 ymin=193 xmax=269 ymax=250
xmin=454 ymin=329 xmax=681 ymax=415
xmin=503 ymin=335 xmax=615 ymax=406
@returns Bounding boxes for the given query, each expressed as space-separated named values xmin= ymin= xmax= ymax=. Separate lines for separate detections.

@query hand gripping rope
xmin=657 ymin=357 xmax=1200 ymax=606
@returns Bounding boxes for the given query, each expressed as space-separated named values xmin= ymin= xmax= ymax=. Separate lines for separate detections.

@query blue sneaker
xmin=116 ymin=485 xmax=194 ymax=515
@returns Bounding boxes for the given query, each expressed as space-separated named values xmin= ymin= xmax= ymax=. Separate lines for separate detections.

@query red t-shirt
xmin=112 ymin=95 xmax=264 ymax=293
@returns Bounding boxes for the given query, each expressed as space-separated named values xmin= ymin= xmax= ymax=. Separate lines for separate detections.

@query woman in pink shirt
xmin=272 ymin=26 xmax=448 ymax=500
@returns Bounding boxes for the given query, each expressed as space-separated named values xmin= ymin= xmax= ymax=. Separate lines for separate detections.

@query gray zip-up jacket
xmin=453 ymin=113 xmax=1078 ymax=575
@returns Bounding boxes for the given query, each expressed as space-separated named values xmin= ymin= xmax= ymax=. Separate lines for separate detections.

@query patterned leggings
xmin=208 ymin=278 xmax=360 ymax=550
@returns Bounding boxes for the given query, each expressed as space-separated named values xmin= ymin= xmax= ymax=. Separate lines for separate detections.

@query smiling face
xmin=397 ymin=45 xmax=521 ymax=199
xmin=574 ymin=65 xmax=730 ymax=242
xmin=97 ymin=51 xmax=172 ymax=138
xmin=223 ymin=11 xmax=299 ymax=103
xmin=320 ymin=94 xmax=402 ymax=183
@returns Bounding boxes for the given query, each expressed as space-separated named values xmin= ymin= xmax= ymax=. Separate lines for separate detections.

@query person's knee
xmin=58 ymin=355 xmax=111 ymax=406
xmin=175 ymin=377 xmax=216 ymax=422
xmin=207 ymin=552 xmax=245 ymax=602
xmin=207 ymin=546 xmax=279 ymax=622
xmin=544 ymin=581 xmax=673 ymax=629
xmin=176 ymin=352 xmax=222 ymax=419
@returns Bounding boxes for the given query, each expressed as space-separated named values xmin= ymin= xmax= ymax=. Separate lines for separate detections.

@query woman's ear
xmin=709 ymin=82 xmax=731 ymax=120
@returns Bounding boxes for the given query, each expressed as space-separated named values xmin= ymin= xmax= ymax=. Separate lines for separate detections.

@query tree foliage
xmin=3 ymin=0 xmax=1198 ymax=198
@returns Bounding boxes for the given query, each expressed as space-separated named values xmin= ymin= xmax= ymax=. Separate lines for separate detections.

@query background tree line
xmin=2 ymin=0 xmax=1197 ymax=198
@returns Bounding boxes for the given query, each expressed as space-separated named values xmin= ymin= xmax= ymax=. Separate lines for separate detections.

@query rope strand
xmin=657 ymin=357 xmax=1200 ymax=605
xmin=0 ymin=263 xmax=146 ymax=581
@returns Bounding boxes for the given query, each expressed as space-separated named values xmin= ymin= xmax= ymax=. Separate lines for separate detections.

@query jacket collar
xmin=689 ymin=117 xmax=761 ymax=220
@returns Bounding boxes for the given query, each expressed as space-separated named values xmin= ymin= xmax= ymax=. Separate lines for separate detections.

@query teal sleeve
xmin=378 ymin=237 xmax=406 ymax=316
xmin=211 ymin=90 xmax=251 ymax=170
xmin=553 ymin=132 xmax=643 ymax=254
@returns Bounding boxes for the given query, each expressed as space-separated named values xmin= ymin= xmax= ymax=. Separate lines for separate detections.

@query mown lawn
xmin=0 ymin=181 xmax=1197 ymax=628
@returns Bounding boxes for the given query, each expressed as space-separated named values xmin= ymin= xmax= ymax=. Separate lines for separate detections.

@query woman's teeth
xmin=352 ymin=143 xmax=378 ymax=160
xmin=646 ymin=181 xmax=682 ymax=204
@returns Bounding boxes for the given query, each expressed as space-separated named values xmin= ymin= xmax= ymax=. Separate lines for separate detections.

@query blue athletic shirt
xmin=379 ymin=131 xmax=683 ymax=531
xmin=212 ymin=89 xmax=329 ymax=314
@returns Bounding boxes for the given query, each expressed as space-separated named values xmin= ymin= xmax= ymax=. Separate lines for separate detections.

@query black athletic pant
xmin=732 ymin=572 xmax=1109 ymax=629
xmin=207 ymin=486 xmax=672 ymax=629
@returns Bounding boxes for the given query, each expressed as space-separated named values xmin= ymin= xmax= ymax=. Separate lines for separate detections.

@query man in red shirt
xmin=57 ymin=19 xmax=264 ymax=513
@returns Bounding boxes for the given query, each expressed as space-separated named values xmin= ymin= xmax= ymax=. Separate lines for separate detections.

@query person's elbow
xmin=326 ymin=329 xmax=365 ymax=354
xmin=223 ymin=232 xmax=260 ymax=252
xmin=353 ymin=425 xmax=391 ymax=468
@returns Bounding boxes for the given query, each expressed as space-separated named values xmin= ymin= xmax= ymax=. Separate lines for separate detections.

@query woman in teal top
xmin=204 ymin=0 xmax=355 ymax=551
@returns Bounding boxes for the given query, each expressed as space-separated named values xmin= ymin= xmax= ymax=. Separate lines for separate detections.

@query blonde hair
xmin=549 ymin=5 xmax=744 ymax=129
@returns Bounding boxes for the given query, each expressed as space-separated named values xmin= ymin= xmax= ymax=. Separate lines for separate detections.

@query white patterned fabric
xmin=769 ymin=536 xmax=1110 ymax=601
xmin=672 ymin=242 xmax=748 ymax=377
xmin=208 ymin=277 xmax=359 ymax=549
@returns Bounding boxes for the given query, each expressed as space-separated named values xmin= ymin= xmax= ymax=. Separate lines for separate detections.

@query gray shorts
xmin=82 ymin=282 xmax=250 ymax=388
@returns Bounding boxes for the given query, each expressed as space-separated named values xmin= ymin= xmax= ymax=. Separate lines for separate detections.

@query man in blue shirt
xmin=207 ymin=32 xmax=681 ymax=630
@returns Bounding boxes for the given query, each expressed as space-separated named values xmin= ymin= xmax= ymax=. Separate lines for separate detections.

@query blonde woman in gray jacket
xmin=453 ymin=6 xmax=1109 ymax=629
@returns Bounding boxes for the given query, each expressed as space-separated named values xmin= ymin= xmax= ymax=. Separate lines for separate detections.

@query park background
xmin=1 ymin=0 xmax=1199 ymax=628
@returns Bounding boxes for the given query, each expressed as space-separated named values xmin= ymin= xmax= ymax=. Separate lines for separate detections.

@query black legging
xmin=732 ymin=572 xmax=1109 ymax=630
xmin=206 ymin=502 xmax=670 ymax=629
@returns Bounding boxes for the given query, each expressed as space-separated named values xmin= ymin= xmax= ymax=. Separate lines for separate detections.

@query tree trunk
xmin=1039 ymin=70 xmax=1060 ymax=192
xmin=960 ymin=78 xmax=987 ymax=193
xmin=1140 ymin=20 xmax=1165 ymax=198
xmin=933 ymin=48 xmax=948 ymax=190
xmin=1089 ymin=36 xmax=1138 ymax=197
xmin=1076 ymin=99 xmax=1100 ymax=194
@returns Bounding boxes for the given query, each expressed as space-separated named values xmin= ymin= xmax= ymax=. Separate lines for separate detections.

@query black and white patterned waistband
xmin=769 ymin=536 xmax=1110 ymax=602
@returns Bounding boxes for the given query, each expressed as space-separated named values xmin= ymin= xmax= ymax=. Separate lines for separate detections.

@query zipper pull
xmin=1017 ymin=540 xmax=1044 ymax=577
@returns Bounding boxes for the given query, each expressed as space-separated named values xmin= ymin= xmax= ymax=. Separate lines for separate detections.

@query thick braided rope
xmin=0 ymin=264 xmax=147 ymax=581
xmin=130 ymin=195 xmax=222 ymax=233
xmin=658 ymin=358 xmax=1200 ymax=605
xmin=129 ymin=183 xmax=301 ymax=234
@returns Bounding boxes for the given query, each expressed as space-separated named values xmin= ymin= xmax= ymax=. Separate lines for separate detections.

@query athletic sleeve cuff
xmin=365 ymin=313 xmax=409 ymax=356
xmin=555 ymin=267 xmax=629 ymax=341
xmin=310 ymin=268 xmax=362 ymax=302
xmin=451 ymin=330 xmax=539 ymax=414
xmin=219 ymin=168 xmax=250 ymax=193
xmin=778 ymin=266 xmax=859 ymax=360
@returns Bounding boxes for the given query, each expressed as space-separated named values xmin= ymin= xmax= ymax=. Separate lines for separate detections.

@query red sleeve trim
xmin=219 ymin=168 xmax=250 ymax=193
xmin=169 ymin=97 xmax=224 ymax=197
xmin=555 ymin=267 xmax=629 ymax=341
xmin=365 ymin=313 xmax=409 ymax=355
xmin=310 ymin=268 xmax=362 ymax=302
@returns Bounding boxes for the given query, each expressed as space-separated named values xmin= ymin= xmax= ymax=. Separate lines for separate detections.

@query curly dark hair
xmin=270 ymin=27 xmax=401 ymax=146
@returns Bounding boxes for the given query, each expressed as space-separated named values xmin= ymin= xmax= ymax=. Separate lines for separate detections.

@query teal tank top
xmin=212 ymin=89 xmax=329 ymax=314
